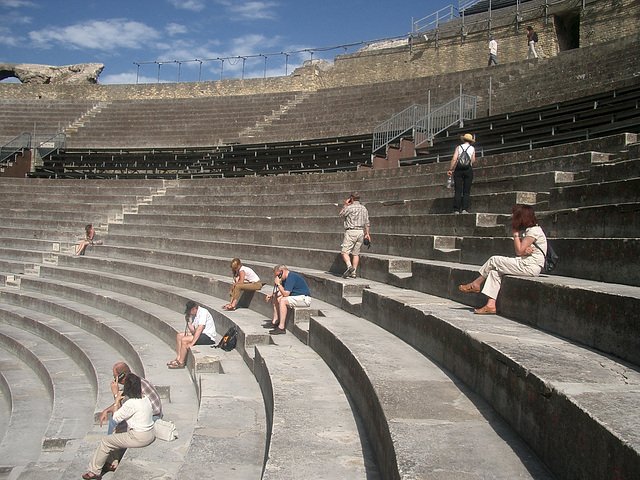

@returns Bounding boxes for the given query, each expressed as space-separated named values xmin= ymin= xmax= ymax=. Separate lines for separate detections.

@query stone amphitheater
xmin=0 ymin=0 xmax=639 ymax=479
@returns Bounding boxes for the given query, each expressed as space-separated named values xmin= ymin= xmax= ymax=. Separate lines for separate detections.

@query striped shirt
xmin=141 ymin=377 xmax=163 ymax=417
xmin=340 ymin=201 xmax=370 ymax=230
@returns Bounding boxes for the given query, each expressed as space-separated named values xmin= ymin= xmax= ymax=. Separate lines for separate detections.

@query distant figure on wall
xmin=447 ymin=133 xmax=476 ymax=214
xmin=488 ymin=36 xmax=498 ymax=66
xmin=526 ymin=26 xmax=539 ymax=59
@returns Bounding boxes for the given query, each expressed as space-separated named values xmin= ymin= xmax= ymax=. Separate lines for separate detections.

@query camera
xmin=277 ymin=271 xmax=283 ymax=279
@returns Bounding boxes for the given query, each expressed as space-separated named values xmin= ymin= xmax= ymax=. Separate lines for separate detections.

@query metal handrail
xmin=373 ymin=104 xmax=429 ymax=153
xmin=415 ymin=94 xmax=477 ymax=148
xmin=33 ymin=132 xmax=66 ymax=159
xmin=412 ymin=5 xmax=459 ymax=35
xmin=372 ymin=94 xmax=477 ymax=155
xmin=1 ymin=133 xmax=31 ymax=164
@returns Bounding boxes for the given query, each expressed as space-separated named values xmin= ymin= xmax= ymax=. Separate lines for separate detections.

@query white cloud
xmin=0 ymin=0 xmax=38 ymax=8
xmin=166 ymin=23 xmax=188 ymax=36
xmin=219 ymin=1 xmax=279 ymax=20
xmin=229 ymin=33 xmax=281 ymax=55
xmin=166 ymin=0 xmax=206 ymax=12
xmin=100 ymin=72 xmax=167 ymax=85
xmin=28 ymin=18 xmax=160 ymax=51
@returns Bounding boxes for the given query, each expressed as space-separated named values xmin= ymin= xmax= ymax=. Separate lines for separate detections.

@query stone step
xmin=0 ymin=288 xmax=200 ymax=479
xmin=0 ymin=301 xmax=121 ymax=415
xmin=254 ymin=335 xmax=370 ymax=480
xmin=310 ymin=308 xmax=555 ymax=479
xmin=0 ymin=321 xmax=95 ymax=469
xmin=0 ymin=346 xmax=51 ymax=479
xmin=360 ymin=284 xmax=640 ymax=479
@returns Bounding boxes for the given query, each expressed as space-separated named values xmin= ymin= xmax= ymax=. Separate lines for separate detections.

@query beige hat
xmin=460 ymin=133 xmax=475 ymax=143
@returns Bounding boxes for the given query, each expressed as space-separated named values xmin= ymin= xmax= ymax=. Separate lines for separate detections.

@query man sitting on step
xmin=99 ymin=362 xmax=163 ymax=435
xmin=264 ymin=264 xmax=311 ymax=335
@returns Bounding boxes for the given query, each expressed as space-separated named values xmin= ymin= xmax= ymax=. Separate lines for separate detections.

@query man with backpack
xmin=447 ymin=133 xmax=477 ymax=214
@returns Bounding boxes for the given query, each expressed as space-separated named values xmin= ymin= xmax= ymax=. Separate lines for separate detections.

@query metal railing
xmin=415 ymin=94 xmax=477 ymax=148
xmin=33 ymin=133 xmax=66 ymax=160
xmin=1 ymin=133 xmax=31 ymax=164
xmin=372 ymin=94 xmax=477 ymax=155
xmin=412 ymin=5 xmax=459 ymax=35
xmin=373 ymin=104 xmax=429 ymax=154
xmin=1 ymin=132 xmax=66 ymax=167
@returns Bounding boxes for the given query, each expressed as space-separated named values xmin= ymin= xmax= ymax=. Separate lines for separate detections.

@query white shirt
xmin=192 ymin=306 xmax=216 ymax=342
xmin=240 ymin=266 xmax=260 ymax=283
xmin=113 ymin=396 xmax=154 ymax=432
xmin=489 ymin=39 xmax=498 ymax=56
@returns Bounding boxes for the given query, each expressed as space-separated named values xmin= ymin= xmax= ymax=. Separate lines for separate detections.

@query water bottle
xmin=446 ymin=175 xmax=452 ymax=189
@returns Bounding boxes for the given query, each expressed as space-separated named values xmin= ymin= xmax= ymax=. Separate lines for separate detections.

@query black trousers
xmin=453 ymin=167 xmax=473 ymax=212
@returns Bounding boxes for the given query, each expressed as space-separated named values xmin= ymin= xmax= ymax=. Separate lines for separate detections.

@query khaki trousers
xmin=229 ymin=281 xmax=263 ymax=301
xmin=479 ymin=255 xmax=540 ymax=300
xmin=88 ymin=429 xmax=155 ymax=474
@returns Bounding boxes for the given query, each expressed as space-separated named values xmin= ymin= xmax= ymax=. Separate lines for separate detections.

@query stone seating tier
xmin=25 ymin=253 xmax=557 ymax=478
xmin=0 ymin=344 xmax=52 ymax=477
xmin=28 ymin=242 xmax=640 ymax=479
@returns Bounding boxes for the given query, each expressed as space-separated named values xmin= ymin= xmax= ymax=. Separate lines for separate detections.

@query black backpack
xmin=534 ymin=241 xmax=559 ymax=274
xmin=214 ymin=326 xmax=238 ymax=351
xmin=457 ymin=145 xmax=472 ymax=169
xmin=533 ymin=32 xmax=539 ymax=43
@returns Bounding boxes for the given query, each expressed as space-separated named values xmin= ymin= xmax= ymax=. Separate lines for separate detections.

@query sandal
xmin=474 ymin=305 xmax=497 ymax=315
xmin=167 ymin=359 xmax=180 ymax=366
xmin=459 ymin=283 xmax=481 ymax=294
xmin=168 ymin=361 xmax=186 ymax=369
xmin=82 ymin=472 xmax=102 ymax=480
xmin=222 ymin=304 xmax=236 ymax=311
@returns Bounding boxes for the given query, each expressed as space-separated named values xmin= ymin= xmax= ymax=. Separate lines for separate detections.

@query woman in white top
xmin=223 ymin=258 xmax=263 ymax=311
xmin=458 ymin=204 xmax=547 ymax=314
xmin=83 ymin=373 xmax=155 ymax=479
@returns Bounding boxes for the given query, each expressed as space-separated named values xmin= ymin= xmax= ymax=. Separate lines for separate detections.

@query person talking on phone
xmin=98 ymin=362 xmax=163 ymax=435
xmin=168 ymin=301 xmax=217 ymax=369
xmin=264 ymin=264 xmax=311 ymax=335
xmin=339 ymin=192 xmax=371 ymax=279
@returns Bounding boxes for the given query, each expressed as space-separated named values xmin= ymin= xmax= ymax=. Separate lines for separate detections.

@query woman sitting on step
xmin=222 ymin=258 xmax=263 ymax=311
xmin=458 ymin=204 xmax=547 ymax=314
xmin=75 ymin=224 xmax=101 ymax=256
xmin=83 ymin=373 xmax=156 ymax=479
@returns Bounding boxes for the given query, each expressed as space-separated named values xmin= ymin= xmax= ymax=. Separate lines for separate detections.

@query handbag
xmin=154 ymin=418 xmax=178 ymax=441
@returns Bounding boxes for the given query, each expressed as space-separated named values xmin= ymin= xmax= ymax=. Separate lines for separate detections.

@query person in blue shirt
xmin=264 ymin=264 xmax=311 ymax=335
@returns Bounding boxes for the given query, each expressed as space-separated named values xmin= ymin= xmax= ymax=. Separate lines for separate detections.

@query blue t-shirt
xmin=283 ymin=271 xmax=311 ymax=297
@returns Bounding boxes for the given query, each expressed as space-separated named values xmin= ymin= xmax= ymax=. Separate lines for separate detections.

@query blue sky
xmin=0 ymin=0 xmax=457 ymax=85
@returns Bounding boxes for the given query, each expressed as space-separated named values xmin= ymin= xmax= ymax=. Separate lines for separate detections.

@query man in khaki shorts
xmin=339 ymin=192 xmax=371 ymax=279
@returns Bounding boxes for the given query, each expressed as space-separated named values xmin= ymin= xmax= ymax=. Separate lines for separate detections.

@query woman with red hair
xmin=459 ymin=204 xmax=547 ymax=314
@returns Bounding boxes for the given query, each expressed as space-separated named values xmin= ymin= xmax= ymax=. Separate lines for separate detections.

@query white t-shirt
xmin=458 ymin=144 xmax=475 ymax=158
xmin=521 ymin=225 xmax=547 ymax=269
xmin=240 ymin=266 xmax=260 ymax=283
xmin=113 ymin=396 xmax=154 ymax=432
xmin=192 ymin=306 xmax=216 ymax=342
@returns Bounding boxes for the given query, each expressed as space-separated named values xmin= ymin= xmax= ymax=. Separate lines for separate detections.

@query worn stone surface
xmin=0 ymin=62 xmax=104 ymax=84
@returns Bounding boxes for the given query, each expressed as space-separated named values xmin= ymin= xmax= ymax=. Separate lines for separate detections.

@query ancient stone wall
xmin=0 ymin=0 xmax=636 ymax=102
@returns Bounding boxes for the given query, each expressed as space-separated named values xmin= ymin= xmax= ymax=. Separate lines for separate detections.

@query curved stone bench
xmin=308 ymin=305 xmax=555 ymax=479
xmin=0 ymin=346 xmax=52 ymax=477
xmin=31 ymin=254 xmax=377 ymax=479
xmin=47 ymin=248 xmax=561 ymax=478
xmin=361 ymin=283 xmax=640 ymax=479
xmin=0 ymin=320 xmax=94 ymax=470
xmin=1 ymin=285 xmax=200 ymax=479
